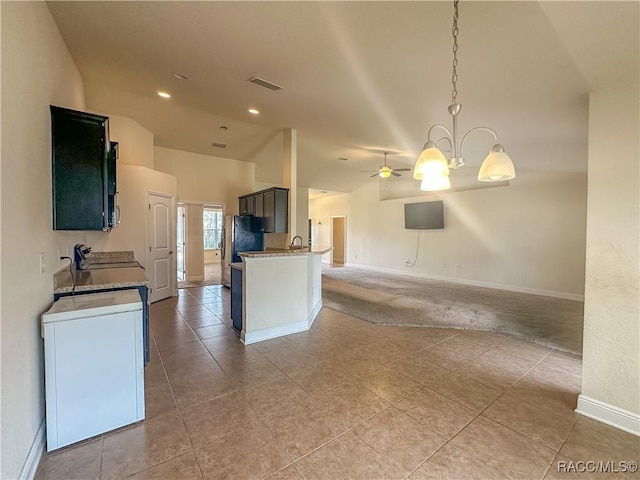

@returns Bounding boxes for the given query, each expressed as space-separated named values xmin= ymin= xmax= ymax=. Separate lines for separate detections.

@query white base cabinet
xmin=42 ymin=290 xmax=145 ymax=451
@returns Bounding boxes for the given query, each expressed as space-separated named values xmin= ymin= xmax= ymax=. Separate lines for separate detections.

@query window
xmin=203 ymin=209 xmax=222 ymax=250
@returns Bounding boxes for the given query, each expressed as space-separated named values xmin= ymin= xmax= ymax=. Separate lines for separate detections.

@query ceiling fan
xmin=362 ymin=152 xmax=412 ymax=178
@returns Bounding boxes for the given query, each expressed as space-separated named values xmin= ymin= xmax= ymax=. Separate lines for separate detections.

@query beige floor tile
xmin=353 ymin=407 xmax=446 ymax=475
xmin=144 ymin=362 xmax=169 ymax=391
xmin=194 ymin=423 xmax=290 ymax=480
xmin=210 ymin=344 xmax=265 ymax=368
xmin=145 ymin=381 xmax=177 ymax=420
xmin=294 ymin=430 xmax=405 ymax=480
xmin=170 ymin=370 xmax=240 ymax=410
xmin=459 ymin=329 xmax=509 ymax=348
xmin=474 ymin=346 xmax=540 ymax=376
xmin=508 ymin=365 xmax=581 ymax=412
xmin=154 ymin=330 xmax=200 ymax=349
xmin=128 ymin=451 xmax=203 ymax=479
xmin=158 ymin=334 xmax=207 ymax=361
xmin=221 ymin=356 xmax=286 ymax=388
xmin=265 ymin=465 xmax=305 ymax=480
xmin=483 ymin=392 xmax=578 ymax=451
xmin=36 ymin=439 xmax=102 ymax=480
xmin=352 ymin=366 xmax=423 ymax=403
xmin=408 ymin=443 xmax=509 ymax=479
xmin=453 ymin=357 xmax=524 ymax=391
xmin=437 ymin=334 xmax=492 ymax=358
xmin=192 ymin=323 xmax=234 ymax=340
xmin=285 ymin=363 xmax=353 ymax=396
xmin=545 ymin=416 xmax=640 ymax=479
xmin=429 ymin=372 xmax=503 ymax=411
xmin=355 ymin=340 xmax=410 ymax=365
xmin=101 ymin=413 xmax=192 ymax=480
xmin=158 ymin=339 xmax=209 ymax=361
xmin=413 ymin=344 xmax=476 ymax=370
xmin=494 ymin=337 xmax=552 ymax=363
xmin=163 ymin=352 xmax=221 ymax=381
xmin=261 ymin=346 xmax=323 ymax=374
xmin=261 ymin=396 xmax=348 ymax=460
xmin=395 ymin=387 xmax=477 ymax=438
xmin=182 ymin=391 xmax=261 ymax=447
xmin=539 ymin=350 xmax=582 ymax=376
xmin=390 ymin=354 xmax=450 ymax=385
xmin=186 ymin=316 xmax=224 ymax=329
xmin=448 ymin=416 xmax=556 ymax=480
xmin=242 ymin=377 xmax=312 ymax=418
xmin=316 ymin=382 xmax=390 ymax=427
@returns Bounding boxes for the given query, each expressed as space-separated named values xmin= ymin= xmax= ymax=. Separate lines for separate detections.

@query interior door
xmin=148 ymin=193 xmax=174 ymax=303
xmin=177 ymin=206 xmax=186 ymax=282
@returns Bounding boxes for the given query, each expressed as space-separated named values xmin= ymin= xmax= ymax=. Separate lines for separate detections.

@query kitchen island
xmin=235 ymin=247 xmax=331 ymax=345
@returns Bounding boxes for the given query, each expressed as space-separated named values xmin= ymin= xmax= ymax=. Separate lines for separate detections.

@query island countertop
xmin=239 ymin=246 xmax=332 ymax=259
xmin=54 ymin=266 xmax=150 ymax=294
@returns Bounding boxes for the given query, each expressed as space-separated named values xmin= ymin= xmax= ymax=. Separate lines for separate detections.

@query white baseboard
xmin=576 ymin=395 xmax=640 ymax=436
xmin=343 ymin=262 xmax=584 ymax=302
xmin=242 ymin=301 xmax=322 ymax=345
xmin=19 ymin=419 xmax=46 ymax=480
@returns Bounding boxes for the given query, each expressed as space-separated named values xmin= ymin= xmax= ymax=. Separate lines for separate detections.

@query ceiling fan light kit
xmin=413 ymin=0 xmax=516 ymax=192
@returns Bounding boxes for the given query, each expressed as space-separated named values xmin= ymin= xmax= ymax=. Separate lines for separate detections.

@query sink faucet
xmin=290 ymin=236 xmax=303 ymax=249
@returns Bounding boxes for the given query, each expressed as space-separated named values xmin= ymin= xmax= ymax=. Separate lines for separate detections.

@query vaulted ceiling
xmin=47 ymin=1 xmax=639 ymax=194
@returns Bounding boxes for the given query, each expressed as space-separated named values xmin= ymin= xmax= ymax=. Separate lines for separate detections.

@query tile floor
xmin=36 ymin=286 xmax=639 ymax=480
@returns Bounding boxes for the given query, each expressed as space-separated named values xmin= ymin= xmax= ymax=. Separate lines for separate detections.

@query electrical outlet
xmin=40 ymin=252 xmax=46 ymax=273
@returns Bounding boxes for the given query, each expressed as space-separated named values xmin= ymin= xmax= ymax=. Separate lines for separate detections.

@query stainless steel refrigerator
xmin=221 ymin=215 xmax=264 ymax=287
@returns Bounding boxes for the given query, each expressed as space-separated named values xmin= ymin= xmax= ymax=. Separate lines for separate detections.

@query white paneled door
xmin=147 ymin=193 xmax=174 ymax=303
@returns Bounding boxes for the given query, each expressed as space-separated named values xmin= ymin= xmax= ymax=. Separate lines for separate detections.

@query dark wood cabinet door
xmin=51 ymin=106 xmax=110 ymax=230
xmin=254 ymin=193 xmax=264 ymax=218
xmin=263 ymin=190 xmax=275 ymax=232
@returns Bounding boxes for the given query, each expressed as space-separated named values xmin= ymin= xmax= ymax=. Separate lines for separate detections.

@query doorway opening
xmin=331 ymin=216 xmax=346 ymax=266
xmin=177 ymin=203 xmax=223 ymax=288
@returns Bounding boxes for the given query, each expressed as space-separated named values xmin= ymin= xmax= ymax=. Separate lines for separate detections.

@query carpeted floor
xmin=321 ymin=266 xmax=584 ymax=355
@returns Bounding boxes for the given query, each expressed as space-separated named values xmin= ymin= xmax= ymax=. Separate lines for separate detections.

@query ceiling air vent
xmin=211 ymin=142 xmax=227 ymax=149
xmin=247 ymin=76 xmax=284 ymax=91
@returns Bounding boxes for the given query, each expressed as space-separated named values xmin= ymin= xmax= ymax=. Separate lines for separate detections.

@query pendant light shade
xmin=413 ymin=142 xmax=449 ymax=180
xmin=477 ymin=144 xmax=515 ymax=181
xmin=420 ymin=173 xmax=451 ymax=191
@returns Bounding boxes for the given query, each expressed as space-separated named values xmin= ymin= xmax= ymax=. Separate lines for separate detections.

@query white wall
xmin=204 ymin=249 xmax=221 ymax=264
xmin=310 ymin=171 xmax=587 ymax=298
xmin=154 ymin=146 xmax=254 ymax=214
xmin=103 ymin=115 xmax=154 ymax=169
xmin=581 ymin=81 xmax=639 ymax=415
xmin=0 ymin=3 xmax=85 ymax=477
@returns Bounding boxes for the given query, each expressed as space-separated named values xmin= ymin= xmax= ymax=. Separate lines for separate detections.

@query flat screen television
xmin=404 ymin=201 xmax=444 ymax=230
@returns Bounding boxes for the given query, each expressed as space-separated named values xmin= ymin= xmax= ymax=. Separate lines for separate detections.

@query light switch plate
xmin=40 ymin=252 xmax=46 ymax=273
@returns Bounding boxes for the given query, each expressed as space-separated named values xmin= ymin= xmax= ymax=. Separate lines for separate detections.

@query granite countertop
xmin=239 ymin=246 xmax=333 ymax=258
xmin=79 ymin=250 xmax=140 ymax=270
xmin=54 ymin=265 xmax=149 ymax=294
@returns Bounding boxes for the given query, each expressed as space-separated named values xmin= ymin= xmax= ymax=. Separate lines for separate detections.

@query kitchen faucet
xmin=290 ymin=236 xmax=303 ymax=249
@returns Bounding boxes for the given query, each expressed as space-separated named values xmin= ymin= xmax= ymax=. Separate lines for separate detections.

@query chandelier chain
xmin=451 ymin=0 xmax=459 ymax=104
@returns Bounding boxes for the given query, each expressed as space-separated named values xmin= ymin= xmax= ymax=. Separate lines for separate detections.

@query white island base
xmin=238 ymin=249 xmax=328 ymax=345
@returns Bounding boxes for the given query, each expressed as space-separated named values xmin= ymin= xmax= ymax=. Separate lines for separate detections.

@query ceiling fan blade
xmin=394 ymin=168 xmax=412 ymax=172
xmin=391 ymin=171 xmax=401 ymax=177
xmin=370 ymin=173 xmax=379 ymax=178
xmin=360 ymin=170 xmax=377 ymax=173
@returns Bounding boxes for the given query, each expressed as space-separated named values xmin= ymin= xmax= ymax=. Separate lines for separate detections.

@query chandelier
xmin=413 ymin=0 xmax=516 ymax=191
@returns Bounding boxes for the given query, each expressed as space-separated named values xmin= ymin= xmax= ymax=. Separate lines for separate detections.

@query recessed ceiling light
xmin=172 ymin=72 xmax=188 ymax=80
xmin=320 ymin=190 xmax=328 ymax=193
xmin=248 ymin=108 xmax=260 ymax=115
xmin=219 ymin=125 xmax=228 ymax=131
xmin=338 ymin=157 xmax=348 ymax=161
xmin=157 ymin=91 xmax=171 ymax=99
xmin=212 ymin=142 xmax=227 ymax=149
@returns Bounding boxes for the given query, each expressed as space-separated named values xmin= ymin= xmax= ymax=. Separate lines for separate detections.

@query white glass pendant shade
xmin=478 ymin=144 xmax=515 ymax=181
xmin=379 ymin=166 xmax=392 ymax=178
xmin=420 ymin=173 xmax=451 ymax=191
xmin=413 ymin=144 xmax=449 ymax=180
